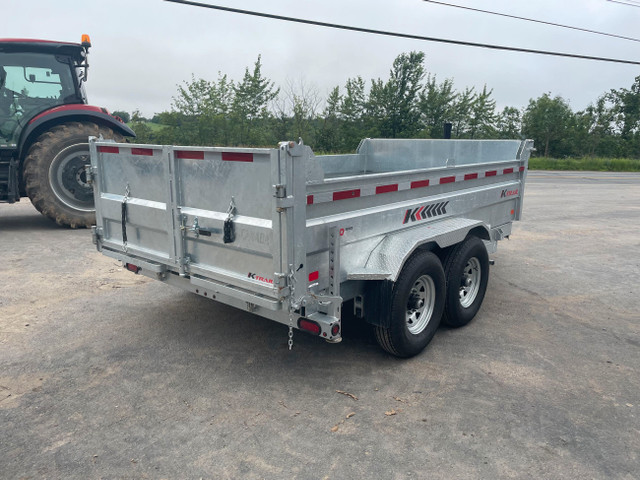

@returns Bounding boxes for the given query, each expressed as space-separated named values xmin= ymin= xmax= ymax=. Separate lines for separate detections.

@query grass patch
xmin=529 ymin=157 xmax=640 ymax=172
xmin=143 ymin=122 xmax=166 ymax=133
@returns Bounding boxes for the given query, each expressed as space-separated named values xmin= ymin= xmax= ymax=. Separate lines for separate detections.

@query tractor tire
xmin=23 ymin=122 xmax=124 ymax=228
xmin=442 ymin=236 xmax=490 ymax=328
xmin=374 ymin=251 xmax=446 ymax=358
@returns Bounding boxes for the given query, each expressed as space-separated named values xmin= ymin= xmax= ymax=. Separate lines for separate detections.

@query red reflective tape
xmin=503 ymin=168 xmax=514 ymax=174
xmin=176 ymin=150 xmax=205 ymax=160
xmin=519 ymin=166 xmax=526 ymax=172
xmin=333 ymin=189 xmax=360 ymax=201
xmin=131 ymin=148 xmax=153 ymax=156
xmin=98 ymin=145 xmax=119 ymax=154
xmin=411 ymin=179 xmax=430 ymax=189
xmin=376 ymin=184 xmax=398 ymax=194
xmin=440 ymin=176 xmax=456 ymax=184
xmin=222 ymin=152 xmax=253 ymax=162
xmin=485 ymin=170 xmax=497 ymax=177
xmin=307 ymin=195 xmax=314 ymax=205
xmin=309 ymin=271 xmax=319 ymax=282
xmin=464 ymin=173 xmax=478 ymax=181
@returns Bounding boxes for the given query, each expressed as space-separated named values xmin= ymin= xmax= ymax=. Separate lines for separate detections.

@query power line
xmin=607 ymin=0 xmax=640 ymax=7
xmin=163 ymin=0 xmax=640 ymax=66
xmin=423 ymin=0 xmax=640 ymax=43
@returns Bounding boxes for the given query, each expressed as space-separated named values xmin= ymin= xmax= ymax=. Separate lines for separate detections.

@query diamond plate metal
xmin=364 ymin=217 xmax=487 ymax=282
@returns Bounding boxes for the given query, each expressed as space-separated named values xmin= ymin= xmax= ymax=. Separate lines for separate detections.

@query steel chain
xmin=288 ymin=313 xmax=294 ymax=350
xmin=286 ymin=264 xmax=297 ymax=351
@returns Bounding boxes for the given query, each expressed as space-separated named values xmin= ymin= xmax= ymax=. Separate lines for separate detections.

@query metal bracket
xmin=274 ymin=184 xmax=286 ymax=198
xmin=354 ymin=295 xmax=365 ymax=318
xmin=246 ymin=302 xmax=257 ymax=312
xmin=187 ymin=217 xmax=221 ymax=238
xmin=177 ymin=210 xmax=190 ymax=276
xmin=91 ymin=226 xmax=104 ymax=251
xmin=275 ymin=196 xmax=294 ymax=210
xmin=84 ymin=165 xmax=97 ymax=185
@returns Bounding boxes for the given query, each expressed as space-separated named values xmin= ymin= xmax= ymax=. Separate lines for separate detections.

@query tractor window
xmin=0 ymin=52 xmax=79 ymax=143
xmin=0 ymin=53 xmax=76 ymax=101
xmin=3 ymin=65 xmax=64 ymax=99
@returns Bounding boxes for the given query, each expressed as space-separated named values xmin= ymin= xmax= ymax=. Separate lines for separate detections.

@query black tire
xmin=374 ymin=251 xmax=446 ymax=357
xmin=442 ymin=236 xmax=490 ymax=328
xmin=23 ymin=121 xmax=124 ymax=228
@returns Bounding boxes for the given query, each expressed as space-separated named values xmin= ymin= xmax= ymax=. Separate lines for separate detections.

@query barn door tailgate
xmin=89 ymin=139 xmax=286 ymax=304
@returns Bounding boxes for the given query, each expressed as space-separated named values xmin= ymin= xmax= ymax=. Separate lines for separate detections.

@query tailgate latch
xmin=223 ymin=197 xmax=236 ymax=244
xmin=121 ymin=183 xmax=130 ymax=252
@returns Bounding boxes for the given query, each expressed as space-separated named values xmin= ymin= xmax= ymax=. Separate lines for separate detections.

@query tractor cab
xmin=0 ymin=37 xmax=89 ymax=145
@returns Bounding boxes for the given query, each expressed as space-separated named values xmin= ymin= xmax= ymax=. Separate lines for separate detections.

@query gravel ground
xmin=1 ymin=171 xmax=638 ymax=479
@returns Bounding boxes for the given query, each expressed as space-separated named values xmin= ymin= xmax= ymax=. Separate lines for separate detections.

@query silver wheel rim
xmin=459 ymin=257 xmax=481 ymax=308
xmin=406 ymin=275 xmax=436 ymax=334
xmin=48 ymin=143 xmax=95 ymax=212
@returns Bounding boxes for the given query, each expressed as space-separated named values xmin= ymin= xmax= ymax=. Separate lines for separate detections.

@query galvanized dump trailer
xmin=89 ymin=138 xmax=533 ymax=357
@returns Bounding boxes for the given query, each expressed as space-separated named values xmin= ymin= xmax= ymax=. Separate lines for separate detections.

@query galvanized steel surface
xmin=90 ymin=137 xmax=532 ymax=334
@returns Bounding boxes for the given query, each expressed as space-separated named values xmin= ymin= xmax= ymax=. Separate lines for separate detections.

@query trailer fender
xmin=359 ymin=217 xmax=490 ymax=283
xmin=354 ymin=218 xmax=490 ymax=328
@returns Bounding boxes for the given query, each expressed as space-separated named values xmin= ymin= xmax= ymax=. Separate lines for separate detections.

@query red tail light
xmin=331 ymin=324 xmax=340 ymax=336
xmin=298 ymin=318 xmax=321 ymax=335
xmin=125 ymin=263 xmax=140 ymax=274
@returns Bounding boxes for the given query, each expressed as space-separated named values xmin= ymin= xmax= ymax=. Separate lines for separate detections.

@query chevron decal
xmin=403 ymin=201 xmax=449 ymax=224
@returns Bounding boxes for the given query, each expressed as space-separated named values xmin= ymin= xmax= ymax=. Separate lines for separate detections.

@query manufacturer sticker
xmin=501 ymin=189 xmax=519 ymax=198
xmin=403 ymin=201 xmax=449 ymax=224
xmin=248 ymin=272 xmax=273 ymax=284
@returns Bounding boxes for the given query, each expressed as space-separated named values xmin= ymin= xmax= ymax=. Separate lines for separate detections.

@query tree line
xmin=115 ymin=52 xmax=640 ymax=158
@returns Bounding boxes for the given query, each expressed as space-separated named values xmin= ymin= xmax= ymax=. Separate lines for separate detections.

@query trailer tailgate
xmin=90 ymin=141 xmax=283 ymax=300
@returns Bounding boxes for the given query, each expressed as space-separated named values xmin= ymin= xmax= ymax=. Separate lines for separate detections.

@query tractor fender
xmin=17 ymin=104 xmax=135 ymax=159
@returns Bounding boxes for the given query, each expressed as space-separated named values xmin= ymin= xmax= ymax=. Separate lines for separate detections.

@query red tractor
xmin=0 ymin=35 xmax=134 ymax=227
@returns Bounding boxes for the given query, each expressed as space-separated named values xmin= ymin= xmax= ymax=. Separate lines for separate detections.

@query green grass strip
xmin=529 ymin=157 xmax=640 ymax=172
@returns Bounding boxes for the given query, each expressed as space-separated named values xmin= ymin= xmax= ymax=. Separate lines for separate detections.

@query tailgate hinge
xmin=85 ymin=165 xmax=98 ymax=185
xmin=91 ymin=226 xmax=104 ymax=251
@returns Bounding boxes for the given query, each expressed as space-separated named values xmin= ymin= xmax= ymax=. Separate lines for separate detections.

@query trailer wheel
xmin=374 ymin=251 xmax=445 ymax=357
xmin=442 ymin=236 xmax=489 ymax=328
xmin=23 ymin=121 xmax=124 ymax=228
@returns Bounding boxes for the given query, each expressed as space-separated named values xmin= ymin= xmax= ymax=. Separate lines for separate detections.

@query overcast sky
xmin=5 ymin=0 xmax=640 ymax=117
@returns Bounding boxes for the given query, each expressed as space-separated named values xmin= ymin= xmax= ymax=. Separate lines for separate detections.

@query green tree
xmin=468 ymin=85 xmax=497 ymax=139
xmin=609 ymin=75 xmax=640 ymax=157
xmin=522 ymin=93 xmax=574 ymax=157
xmin=367 ymin=52 xmax=426 ymax=138
xmin=317 ymin=86 xmax=342 ymax=152
xmin=450 ymin=87 xmax=475 ymax=138
xmin=232 ymin=56 xmax=279 ymax=145
xmin=112 ymin=110 xmax=130 ymax=123
xmin=339 ymin=76 xmax=367 ymax=151
xmin=128 ymin=110 xmax=154 ymax=143
xmin=496 ymin=106 xmax=522 ymax=139
xmin=419 ymin=75 xmax=456 ymax=138
xmin=169 ymin=73 xmax=234 ymax=146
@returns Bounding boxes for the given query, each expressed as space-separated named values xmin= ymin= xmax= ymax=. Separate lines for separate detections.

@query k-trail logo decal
xmin=248 ymin=273 xmax=273 ymax=284
xmin=403 ymin=201 xmax=449 ymax=224
xmin=501 ymin=189 xmax=519 ymax=198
